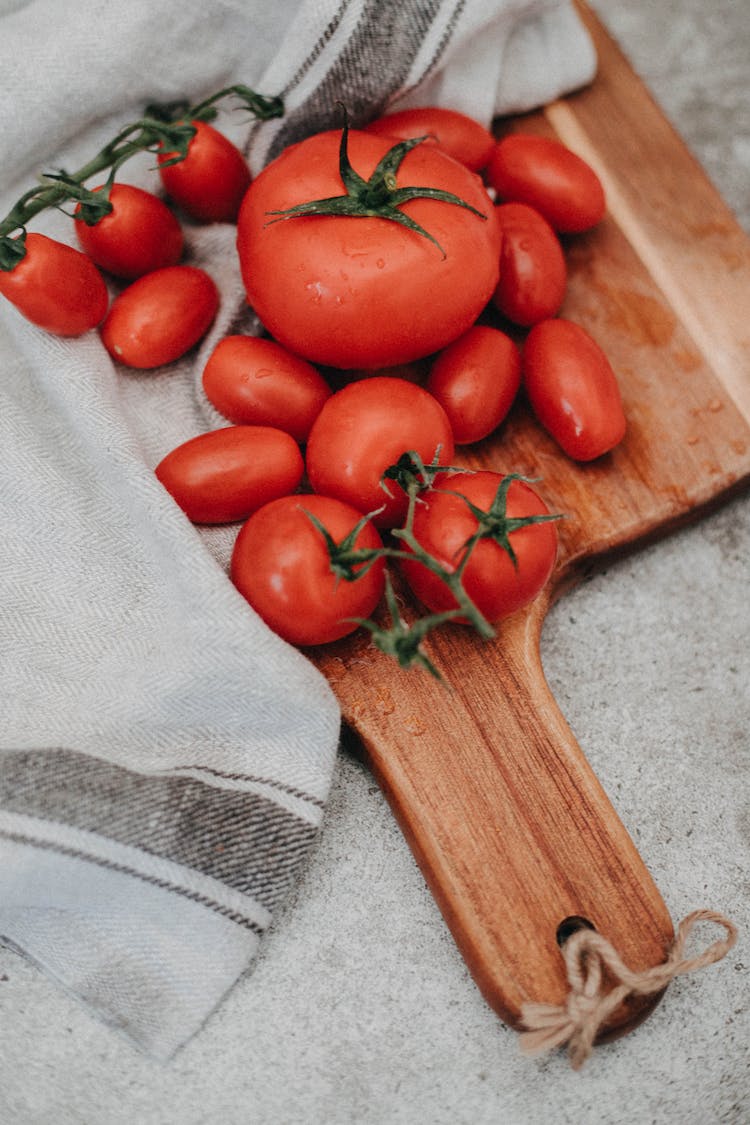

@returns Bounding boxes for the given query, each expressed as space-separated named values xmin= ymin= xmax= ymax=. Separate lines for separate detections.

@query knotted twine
xmin=519 ymin=909 xmax=738 ymax=1070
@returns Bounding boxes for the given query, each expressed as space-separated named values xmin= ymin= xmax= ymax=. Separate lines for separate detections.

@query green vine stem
xmin=0 ymin=85 xmax=283 ymax=270
xmin=352 ymin=573 xmax=464 ymax=679
xmin=313 ymin=452 xmax=562 ymax=675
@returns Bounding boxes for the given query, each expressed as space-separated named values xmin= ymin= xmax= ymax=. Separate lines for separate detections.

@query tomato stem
xmin=351 ymin=573 xmax=463 ymax=679
xmin=313 ymin=450 xmax=522 ymax=675
xmin=301 ymin=505 xmax=386 ymax=583
xmin=318 ymin=459 xmax=564 ymax=673
xmin=0 ymin=84 xmax=284 ymax=270
xmin=441 ymin=472 xmax=563 ymax=568
xmin=264 ymin=106 xmax=487 ymax=258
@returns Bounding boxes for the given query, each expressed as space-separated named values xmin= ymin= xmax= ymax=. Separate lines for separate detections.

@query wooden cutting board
xmin=311 ymin=2 xmax=750 ymax=1041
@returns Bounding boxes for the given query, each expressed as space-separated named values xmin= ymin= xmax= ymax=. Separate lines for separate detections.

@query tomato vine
xmin=315 ymin=452 xmax=562 ymax=677
xmin=0 ymin=85 xmax=283 ymax=271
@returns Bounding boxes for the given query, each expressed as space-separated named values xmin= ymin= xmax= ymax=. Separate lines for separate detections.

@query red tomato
xmin=491 ymin=202 xmax=567 ymax=326
xmin=74 ymin=183 xmax=183 ymax=279
xmin=237 ymin=127 xmax=501 ymax=369
xmin=100 ymin=265 xmax=219 ymax=368
xmin=523 ymin=318 xmax=626 ymax=461
xmin=0 ymin=233 xmax=108 ymax=336
xmin=486 ymin=134 xmax=606 ymax=233
xmin=364 ymin=106 xmax=495 ymax=172
xmin=400 ymin=470 xmax=558 ymax=623
xmin=158 ymin=120 xmax=251 ymax=223
xmin=202 ymin=335 xmax=332 ymax=442
xmin=426 ymin=325 xmax=520 ymax=444
xmin=155 ymin=425 xmax=303 ymax=524
xmin=306 ymin=376 xmax=455 ymax=528
xmin=231 ymin=493 xmax=386 ymax=646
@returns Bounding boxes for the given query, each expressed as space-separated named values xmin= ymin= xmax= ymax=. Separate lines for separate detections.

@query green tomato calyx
xmin=301 ymin=505 xmax=385 ymax=585
xmin=265 ymin=108 xmax=488 ymax=258
xmin=451 ymin=473 xmax=562 ymax=568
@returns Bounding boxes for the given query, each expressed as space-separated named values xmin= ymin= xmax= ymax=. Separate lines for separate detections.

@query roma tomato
xmin=158 ymin=120 xmax=251 ymax=223
xmin=364 ymin=106 xmax=495 ymax=172
xmin=426 ymin=325 xmax=520 ymax=444
xmin=74 ymin=183 xmax=183 ymax=279
xmin=100 ymin=265 xmax=219 ymax=368
xmin=202 ymin=335 xmax=332 ymax=442
xmin=491 ymin=202 xmax=567 ymax=326
xmin=306 ymin=376 xmax=455 ymax=528
xmin=237 ymin=126 xmax=501 ymax=368
xmin=523 ymin=318 xmax=626 ymax=461
xmin=400 ymin=471 xmax=558 ymax=623
xmin=155 ymin=425 xmax=303 ymax=524
xmin=486 ymin=133 xmax=605 ymax=233
xmin=231 ymin=494 xmax=386 ymax=646
xmin=0 ymin=233 xmax=108 ymax=336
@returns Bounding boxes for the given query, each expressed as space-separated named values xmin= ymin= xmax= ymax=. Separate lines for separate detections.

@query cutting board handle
xmin=329 ymin=593 xmax=675 ymax=1040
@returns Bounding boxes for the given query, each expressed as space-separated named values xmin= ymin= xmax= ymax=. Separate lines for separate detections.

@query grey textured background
xmin=1 ymin=2 xmax=748 ymax=1122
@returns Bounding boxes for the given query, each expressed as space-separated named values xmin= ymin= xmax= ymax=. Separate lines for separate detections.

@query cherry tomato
xmin=231 ymin=493 xmax=386 ymax=646
xmin=364 ymin=106 xmax=495 ymax=172
xmin=100 ymin=265 xmax=219 ymax=368
xmin=158 ymin=120 xmax=251 ymax=223
xmin=426 ymin=325 xmax=520 ymax=444
xmin=202 ymin=335 xmax=332 ymax=442
xmin=400 ymin=470 xmax=558 ymax=623
xmin=491 ymin=202 xmax=567 ymax=326
xmin=74 ymin=183 xmax=183 ymax=280
xmin=155 ymin=425 xmax=303 ymax=524
xmin=237 ymin=127 xmax=501 ymax=369
xmin=486 ymin=133 xmax=605 ymax=233
xmin=0 ymin=233 xmax=108 ymax=336
xmin=306 ymin=376 xmax=455 ymax=528
xmin=523 ymin=318 xmax=626 ymax=461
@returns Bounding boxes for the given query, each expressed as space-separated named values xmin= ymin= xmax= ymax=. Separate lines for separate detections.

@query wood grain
xmin=311 ymin=4 xmax=750 ymax=1039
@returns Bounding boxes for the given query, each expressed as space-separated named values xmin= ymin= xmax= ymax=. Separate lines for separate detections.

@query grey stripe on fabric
xmin=245 ymin=0 xmax=356 ymax=158
xmin=170 ymin=764 xmax=325 ymax=809
xmin=265 ymin=0 xmax=447 ymax=160
xmin=398 ymin=0 xmax=468 ymax=102
xmin=279 ymin=0 xmax=357 ymax=99
xmin=0 ymin=749 xmax=318 ymax=911
xmin=0 ymin=827 xmax=265 ymax=934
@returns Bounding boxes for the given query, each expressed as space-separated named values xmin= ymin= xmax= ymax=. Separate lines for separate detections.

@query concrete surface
xmin=1 ymin=2 xmax=748 ymax=1122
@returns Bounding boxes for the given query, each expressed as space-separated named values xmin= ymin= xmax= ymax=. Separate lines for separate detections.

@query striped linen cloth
xmin=0 ymin=0 xmax=595 ymax=1058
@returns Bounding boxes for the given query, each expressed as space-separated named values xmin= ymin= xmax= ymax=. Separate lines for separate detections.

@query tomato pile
xmin=0 ymin=92 xmax=629 ymax=672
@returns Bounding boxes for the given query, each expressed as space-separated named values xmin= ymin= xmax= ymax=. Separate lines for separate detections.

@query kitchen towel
xmin=0 ymin=0 xmax=596 ymax=1059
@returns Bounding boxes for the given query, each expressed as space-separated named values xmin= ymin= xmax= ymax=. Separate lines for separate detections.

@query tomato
xmin=231 ymin=493 xmax=386 ymax=646
xmin=0 ymin=233 xmax=108 ymax=336
xmin=523 ymin=318 xmax=626 ymax=461
xmin=486 ymin=134 xmax=606 ymax=234
xmin=364 ymin=106 xmax=495 ymax=172
xmin=237 ymin=126 xmax=501 ymax=368
xmin=155 ymin=425 xmax=303 ymax=524
xmin=400 ymin=471 xmax=558 ymax=623
xmin=306 ymin=376 xmax=455 ymax=528
xmin=100 ymin=265 xmax=219 ymax=368
xmin=202 ymin=335 xmax=332 ymax=442
xmin=491 ymin=202 xmax=567 ymax=326
xmin=426 ymin=325 xmax=520 ymax=444
xmin=74 ymin=183 xmax=183 ymax=279
xmin=158 ymin=120 xmax=251 ymax=223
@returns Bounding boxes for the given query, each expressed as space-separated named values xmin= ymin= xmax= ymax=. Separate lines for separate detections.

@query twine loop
xmin=519 ymin=909 xmax=738 ymax=1070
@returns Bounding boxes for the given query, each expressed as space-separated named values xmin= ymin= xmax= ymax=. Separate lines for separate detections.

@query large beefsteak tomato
xmin=236 ymin=124 xmax=501 ymax=369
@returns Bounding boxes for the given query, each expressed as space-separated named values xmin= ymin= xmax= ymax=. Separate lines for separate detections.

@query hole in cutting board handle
xmin=556 ymin=915 xmax=597 ymax=946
